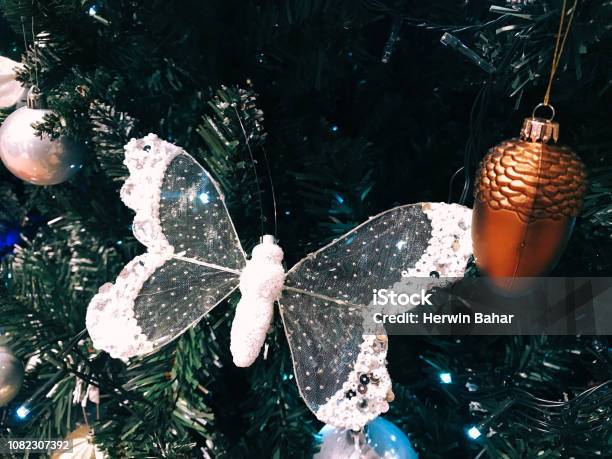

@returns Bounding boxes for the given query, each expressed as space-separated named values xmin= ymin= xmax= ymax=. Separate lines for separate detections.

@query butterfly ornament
xmin=86 ymin=134 xmax=473 ymax=430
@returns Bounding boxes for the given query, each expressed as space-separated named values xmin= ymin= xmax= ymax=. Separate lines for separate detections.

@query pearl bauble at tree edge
xmin=0 ymin=91 xmax=84 ymax=185
xmin=0 ymin=346 xmax=24 ymax=407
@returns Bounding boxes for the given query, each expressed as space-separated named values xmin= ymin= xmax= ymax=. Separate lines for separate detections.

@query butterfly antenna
xmin=448 ymin=80 xmax=489 ymax=205
xmin=261 ymin=146 xmax=278 ymax=239
xmin=447 ymin=165 xmax=465 ymax=203
xmin=233 ymin=105 xmax=265 ymax=236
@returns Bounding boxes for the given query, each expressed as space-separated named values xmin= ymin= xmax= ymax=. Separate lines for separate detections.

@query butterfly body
xmin=231 ymin=235 xmax=285 ymax=367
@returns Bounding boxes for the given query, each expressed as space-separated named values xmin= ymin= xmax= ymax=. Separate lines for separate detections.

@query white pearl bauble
xmin=0 ymin=106 xmax=84 ymax=185
xmin=0 ymin=346 xmax=24 ymax=407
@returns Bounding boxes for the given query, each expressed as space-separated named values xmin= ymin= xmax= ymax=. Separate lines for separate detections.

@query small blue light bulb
xmin=439 ymin=372 xmax=452 ymax=384
xmin=16 ymin=405 xmax=30 ymax=419
xmin=467 ymin=426 xmax=482 ymax=440
xmin=198 ymin=192 xmax=210 ymax=204
xmin=88 ymin=5 xmax=98 ymax=16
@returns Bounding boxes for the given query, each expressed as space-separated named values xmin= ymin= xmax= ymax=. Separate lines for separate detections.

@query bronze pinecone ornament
xmin=472 ymin=116 xmax=587 ymax=289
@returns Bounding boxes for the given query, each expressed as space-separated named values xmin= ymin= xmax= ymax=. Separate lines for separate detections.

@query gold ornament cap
xmin=520 ymin=103 xmax=559 ymax=144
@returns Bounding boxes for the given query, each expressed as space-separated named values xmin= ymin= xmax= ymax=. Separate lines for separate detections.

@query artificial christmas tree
xmin=0 ymin=1 xmax=610 ymax=458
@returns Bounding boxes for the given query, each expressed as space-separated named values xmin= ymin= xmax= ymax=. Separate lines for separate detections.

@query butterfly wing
xmin=279 ymin=202 xmax=472 ymax=429
xmin=86 ymin=134 xmax=246 ymax=361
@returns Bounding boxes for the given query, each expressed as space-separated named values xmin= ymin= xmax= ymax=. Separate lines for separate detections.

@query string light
xmin=381 ymin=16 xmax=404 ymax=63
xmin=439 ymin=372 xmax=452 ymax=384
xmin=198 ymin=192 xmax=210 ymax=204
xmin=87 ymin=4 xmax=109 ymax=25
xmin=440 ymin=32 xmax=495 ymax=74
xmin=466 ymin=426 xmax=482 ymax=440
xmin=16 ymin=405 xmax=30 ymax=419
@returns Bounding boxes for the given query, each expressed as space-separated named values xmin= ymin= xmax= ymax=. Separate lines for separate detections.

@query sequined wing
xmin=279 ymin=202 xmax=472 ymax=429
xmin=86 ymin=134 xmax=246 ymax=361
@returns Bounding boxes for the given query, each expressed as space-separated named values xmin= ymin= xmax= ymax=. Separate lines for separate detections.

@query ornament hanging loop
xmin=531 ymin=103 xmax=555 ymax=121
xmin=26 ymin=85 xmax=44 ymax=109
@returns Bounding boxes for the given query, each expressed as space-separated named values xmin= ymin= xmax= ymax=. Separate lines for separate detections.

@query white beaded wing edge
xmin=86 ymin=134 xmax=186 ymax=360
xmin=283 ymin=202 xmax=473 ymax=429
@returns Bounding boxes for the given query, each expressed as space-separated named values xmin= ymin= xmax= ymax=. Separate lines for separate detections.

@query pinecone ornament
xmin=472 ymin=114 xmax=587 ymax=289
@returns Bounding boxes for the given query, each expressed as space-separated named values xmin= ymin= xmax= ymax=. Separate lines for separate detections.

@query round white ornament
xmin=0 ymin=346 xmax=24 ymax=407
xmin=0 ymin=89 xmax=83 ymax=185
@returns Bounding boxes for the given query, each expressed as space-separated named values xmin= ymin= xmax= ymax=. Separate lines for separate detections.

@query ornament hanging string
xmin=233 ymin=105 xmax=265 ymax=236
xmin=19 ymin=17 xmax=28 ymax=80
xmin=542 ymin=0 xmax=578 ymax=107
xmin=30 ymin=16 xmax=39 ymax=89
xmin=261 ymin=146 xmax=278 ymax=239
xmin=19 ymin=12 xmax=39 ymax=90
xmin=233 ymin=105 xmax=279 ymax=239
